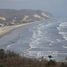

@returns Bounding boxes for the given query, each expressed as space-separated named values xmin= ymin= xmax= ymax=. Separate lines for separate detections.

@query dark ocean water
xmin=0 ymin=19 xmax=67 ymax=61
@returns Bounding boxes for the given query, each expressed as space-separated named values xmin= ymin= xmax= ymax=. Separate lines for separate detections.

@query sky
xmin=0 ymin=0 xmax=67 ymax=18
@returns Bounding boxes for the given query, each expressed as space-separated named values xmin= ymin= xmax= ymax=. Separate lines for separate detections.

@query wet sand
xmin=0 ymin=23 xmax=30 ymax=38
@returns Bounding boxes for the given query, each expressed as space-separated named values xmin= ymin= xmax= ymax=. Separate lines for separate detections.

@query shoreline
xmin=0 ymin=20 xmax=41 ymax=38
xmin=0 ymin=23 xmax=32 ymax=38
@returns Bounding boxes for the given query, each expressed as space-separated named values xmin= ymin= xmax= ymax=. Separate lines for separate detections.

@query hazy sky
xmin=0 ymin=0 xmax=67 ymax=18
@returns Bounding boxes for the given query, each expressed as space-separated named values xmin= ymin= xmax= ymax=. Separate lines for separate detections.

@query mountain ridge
xmin=0 ymin=9 xmax=52 ymax=26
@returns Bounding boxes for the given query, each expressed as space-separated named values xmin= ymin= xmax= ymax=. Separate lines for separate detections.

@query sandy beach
xmin=0 ymin=23 xmax=30 ymax=38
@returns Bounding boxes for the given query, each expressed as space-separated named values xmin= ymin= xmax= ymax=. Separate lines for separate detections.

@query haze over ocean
xmin=0 ymin=0 xmax=67 ymax=18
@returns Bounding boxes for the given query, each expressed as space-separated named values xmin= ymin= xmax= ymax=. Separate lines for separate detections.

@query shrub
xmin=0 ymin=64 xmax=5 ymax=67
xmin=46 ymin=60 xmax=56 ymax=67
xmin=60 ymin=63 xmax=67 ymax=67
xmin=0 ymin=49 xmax=5 ymax=59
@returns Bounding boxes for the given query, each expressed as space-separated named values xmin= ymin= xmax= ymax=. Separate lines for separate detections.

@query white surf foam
xmin=29 ymin=24 xmax=43 ymax=48
xmin=58 ymin=22 xmax=67 ymax=41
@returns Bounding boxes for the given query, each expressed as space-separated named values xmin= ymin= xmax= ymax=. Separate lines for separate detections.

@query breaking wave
xmin=0 ymin=20 xmax=67 ymax=61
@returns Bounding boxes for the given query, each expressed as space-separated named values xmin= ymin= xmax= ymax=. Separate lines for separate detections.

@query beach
xmin=0 ymin=23 xmax=30 ymax=38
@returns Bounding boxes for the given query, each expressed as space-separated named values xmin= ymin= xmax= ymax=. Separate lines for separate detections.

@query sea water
xmin=0 ymin=19 xmax=67 ymax=61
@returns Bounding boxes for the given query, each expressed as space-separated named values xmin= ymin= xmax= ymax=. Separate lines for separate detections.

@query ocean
xmin=0 ymin=19 xmax=67 ymax=61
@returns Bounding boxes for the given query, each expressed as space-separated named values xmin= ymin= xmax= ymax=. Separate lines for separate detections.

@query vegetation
xmin=0 ymin=49 xmax=67 ymax=67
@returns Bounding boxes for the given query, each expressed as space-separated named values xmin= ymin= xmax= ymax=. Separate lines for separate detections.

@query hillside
xmin=0 ymin=9 xmax=52 ymax=26
xmin=0 ymin=49 xmax=67 ymax=67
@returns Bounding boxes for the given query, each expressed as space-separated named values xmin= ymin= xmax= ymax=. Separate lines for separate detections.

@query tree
xmin=48 ymin=55 xmax=53 ymax=60
xmin=0 ymin=49 xmax=5 ymax=59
